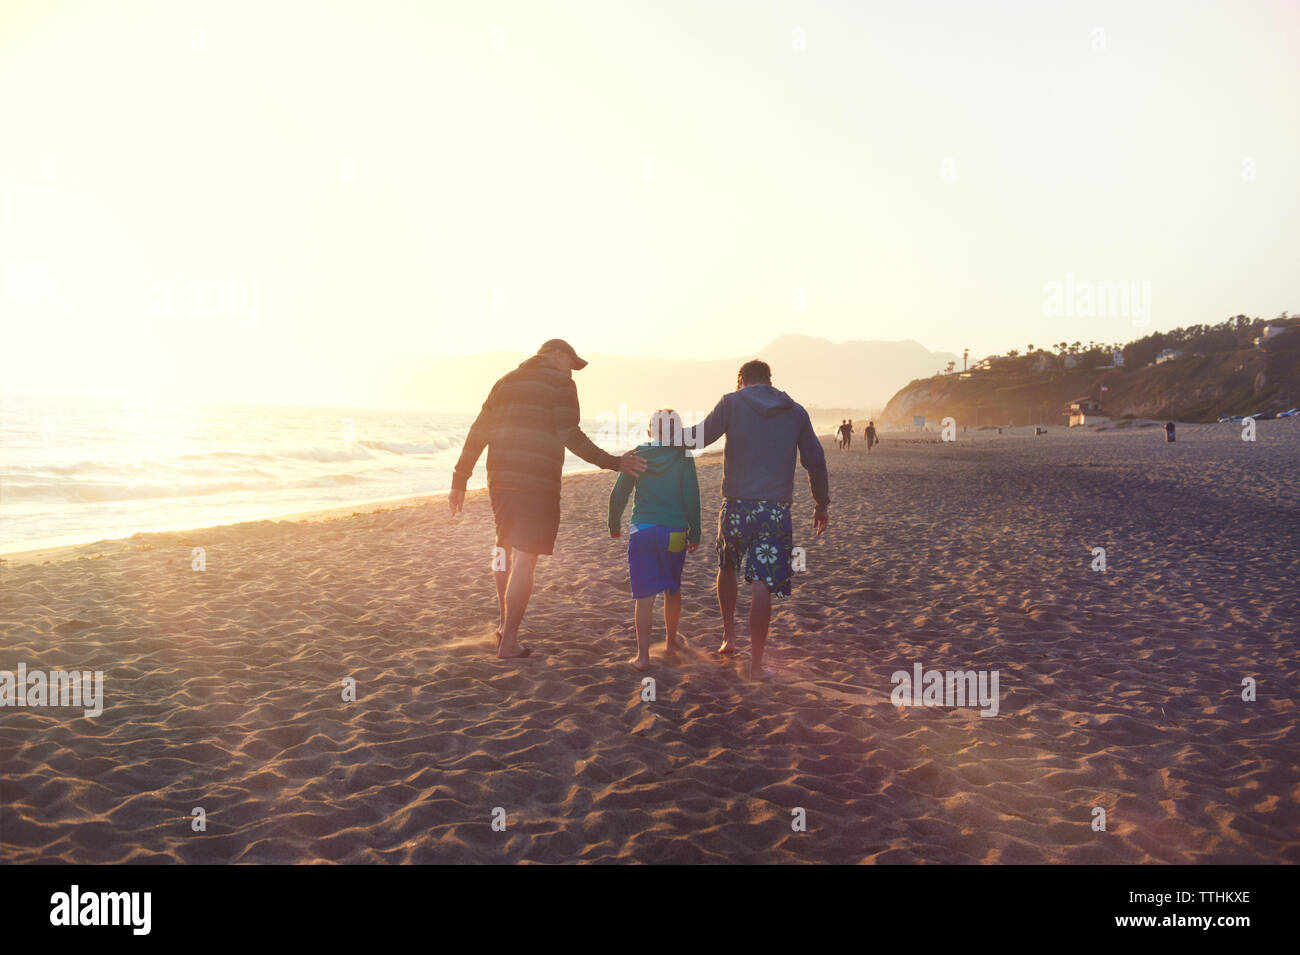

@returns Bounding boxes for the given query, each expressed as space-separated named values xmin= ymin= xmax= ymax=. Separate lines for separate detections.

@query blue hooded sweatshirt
xmin=680 ymin=384 xmax=829 ymax=508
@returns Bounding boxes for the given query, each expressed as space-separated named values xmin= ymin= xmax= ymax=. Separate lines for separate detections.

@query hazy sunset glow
xmin=2 ymin=0 xmax=1297 ymax=409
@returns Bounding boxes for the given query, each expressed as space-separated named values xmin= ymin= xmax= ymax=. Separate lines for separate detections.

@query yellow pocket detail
xmin=668 ymin=531 xmax=686 ymax=553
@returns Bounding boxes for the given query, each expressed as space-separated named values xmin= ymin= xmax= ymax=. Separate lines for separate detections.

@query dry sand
xmin=2 ymin=422 xmax=1297 ymax=864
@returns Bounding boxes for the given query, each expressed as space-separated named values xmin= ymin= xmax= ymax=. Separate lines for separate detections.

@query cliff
xmin=881 ymin=331 xmax=1300 ymax=426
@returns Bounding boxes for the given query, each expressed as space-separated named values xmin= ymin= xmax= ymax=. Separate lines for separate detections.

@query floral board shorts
xmin=715 ymin=499 xmax=793 ymax=597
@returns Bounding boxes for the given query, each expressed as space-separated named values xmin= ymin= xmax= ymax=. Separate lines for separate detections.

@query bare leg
xmin=499 ymin=549 xmax=539 ymax=658
xmin=494 ymin=553 xmax=510 ymax=639
xmin=632 ymin=595 xmax=654 ymax=670
xmin=748 ymin=580 xmax=774 ymax=680
xmin=664 ymin=589 xmax=682 ymax=660
xmin=717 ymin=565 xmax=738 ymax=654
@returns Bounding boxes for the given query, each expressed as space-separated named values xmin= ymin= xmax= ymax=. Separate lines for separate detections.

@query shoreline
xmin=0 ymin=418 xmax=1228 ymax=564
xmin=0 ymin=492 xmax=453 ymax=567
xmin=0 ymin=447 xmax=726 ymax=567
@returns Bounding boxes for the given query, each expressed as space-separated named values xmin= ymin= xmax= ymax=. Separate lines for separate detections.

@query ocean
xmin=0 ymin=393 xmax=626 ymax=553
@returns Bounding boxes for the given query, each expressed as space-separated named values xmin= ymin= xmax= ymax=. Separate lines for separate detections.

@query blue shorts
xmin=627 ymin=524 xmax=688 ymax=599
xmin=716 ymin=499 xmax=793 ymax=597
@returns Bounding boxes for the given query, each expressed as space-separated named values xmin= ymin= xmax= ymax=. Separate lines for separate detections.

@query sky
xmin=1 ymin=0 xmax=1297 ymax=409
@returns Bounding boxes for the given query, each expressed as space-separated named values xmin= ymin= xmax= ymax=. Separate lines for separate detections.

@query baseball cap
xmin=537 ymin=338 xmax=588 ymax=370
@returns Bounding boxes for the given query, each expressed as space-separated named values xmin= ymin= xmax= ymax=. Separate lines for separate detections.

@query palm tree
xmin=962 ymin=347 xmax=969 ymax=371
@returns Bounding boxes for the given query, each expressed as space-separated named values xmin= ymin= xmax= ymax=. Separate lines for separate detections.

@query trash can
xmin=1165 ymin=421 xmax=1176 ymax=442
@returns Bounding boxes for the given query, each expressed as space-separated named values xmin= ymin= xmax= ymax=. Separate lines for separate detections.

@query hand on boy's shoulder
xmin=687 ymin=542 xmax=699 ymax=552
xmin=617 ymin=452 xmax=648 ymax=474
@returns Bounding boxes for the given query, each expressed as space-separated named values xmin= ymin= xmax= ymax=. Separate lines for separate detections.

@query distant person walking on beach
xmin=449 ymin=339 xmax=647 ymax=659
xmin=681 ymin=360 xmax=829 ymax=680
xmin=865 ymin=420 xmax=878 ymax=453
xmin=845 ymin=419 xmax=853 ymax=449
xmin=836 ymin=420 xmax=850 ymax=450
xmin=608 ymin=409 xmax=701 ymax=672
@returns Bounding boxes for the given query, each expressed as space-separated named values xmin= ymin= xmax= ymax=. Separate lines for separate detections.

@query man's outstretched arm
xmin=554 ymin=379 xmax=646 ymax=474
xmin=679 ymin=398 xmax=727 ymax=450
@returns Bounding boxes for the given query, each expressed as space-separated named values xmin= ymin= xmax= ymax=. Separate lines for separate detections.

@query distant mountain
xmin=406 ymin=336 xmax=957 ymax=420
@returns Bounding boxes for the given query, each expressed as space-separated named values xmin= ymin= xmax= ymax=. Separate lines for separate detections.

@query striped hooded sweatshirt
xmin=451 ymin=356 xmax=621 ymax=497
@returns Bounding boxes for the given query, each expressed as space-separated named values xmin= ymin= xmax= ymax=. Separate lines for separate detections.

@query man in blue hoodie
xmin=680 ymin=360 xmax=830 ymax=680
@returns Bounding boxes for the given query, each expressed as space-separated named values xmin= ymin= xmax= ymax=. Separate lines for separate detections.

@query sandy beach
xmin=2 ymin=422 xmax=1297 ymax=864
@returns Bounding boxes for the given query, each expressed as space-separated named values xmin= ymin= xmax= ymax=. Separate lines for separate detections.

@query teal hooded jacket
xmin=608 ymin=443 xmax=702 ymax=543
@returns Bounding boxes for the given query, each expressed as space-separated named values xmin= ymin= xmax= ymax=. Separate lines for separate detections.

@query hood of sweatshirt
xmin=633 ymin=442 xmax=686 ymax=475
xmin=736 ymin=384 xmax=795 ymax=417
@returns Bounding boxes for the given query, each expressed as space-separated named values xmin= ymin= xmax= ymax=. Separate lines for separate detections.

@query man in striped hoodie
xmin=449 ymin=339 xmax=647 ymax=659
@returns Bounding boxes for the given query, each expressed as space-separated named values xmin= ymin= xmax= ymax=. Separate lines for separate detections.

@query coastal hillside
xmin=881 ymin=315 xmax=1300 ymax=426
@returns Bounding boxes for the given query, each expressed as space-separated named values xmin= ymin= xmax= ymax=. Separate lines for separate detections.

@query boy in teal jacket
xmin=608 ymin=410 xmax=701 ymax=670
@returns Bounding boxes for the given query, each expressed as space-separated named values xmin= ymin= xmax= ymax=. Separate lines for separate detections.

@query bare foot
xmin=630 ymin=657 xmax=651 ymax=672
xmin=498 ymin=643 xmax=533 ymax=660
xmin=717 ymin=639 xmax=737 ymax=655
xmin=748 ymin=663 xmax=777 ymax=681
